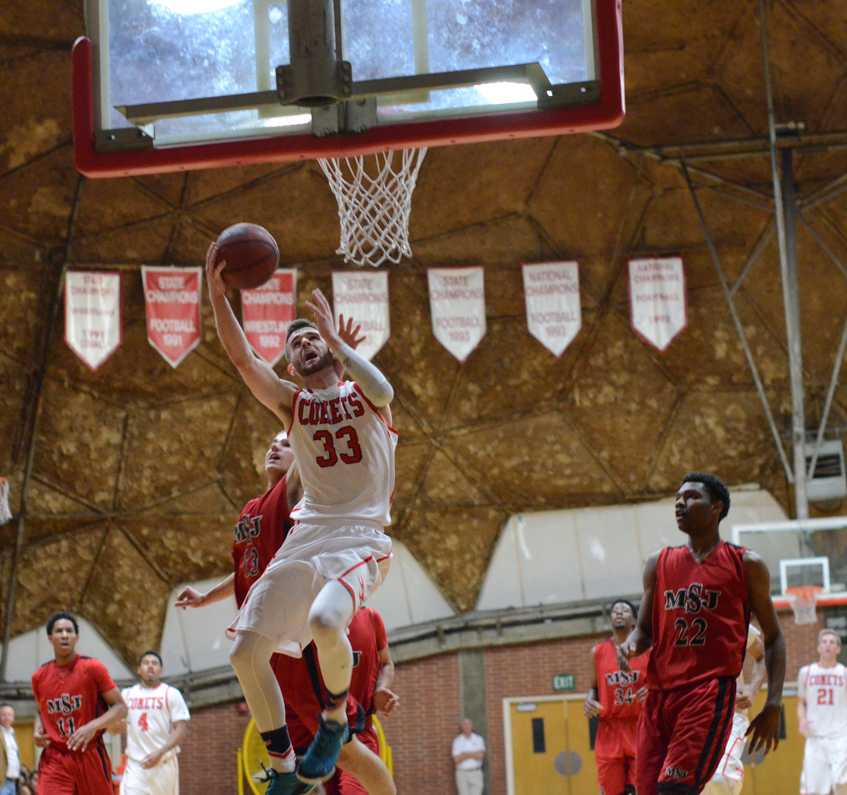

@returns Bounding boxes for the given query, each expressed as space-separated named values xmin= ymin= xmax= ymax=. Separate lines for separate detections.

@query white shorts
xmin=120 ymin=755 xmax=179 ymax=795
xmin=228 ymin=521 xmax=392 ymax=657
xmin=801 ymin=734 xmax=847 ymax=795
xmin=703 ymin=712 xmax=749 ymax=795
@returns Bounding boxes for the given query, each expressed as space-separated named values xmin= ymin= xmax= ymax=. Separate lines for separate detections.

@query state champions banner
xmin=142 ymin=266 xmax=202 ymax=367
xmin=332 ymin=271 xmax=389 ymax=360
xmin=427 ymin=267 xmax=486 ymax=362
xmin=241 ymin=269 xmax=297 ymax=366
xmin=522 ymin=261 xmax=582 ymax=357
xmin=64 ymin=271 xmax=122 ymax=371
xmin=628 ymin=257 xmax=687 ymax=351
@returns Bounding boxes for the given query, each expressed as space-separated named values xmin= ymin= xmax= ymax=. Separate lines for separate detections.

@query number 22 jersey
xmin=647 ymin=541 xmax=750 ymax=690
xmin=288 ymin=381 xmax=398 ymax=527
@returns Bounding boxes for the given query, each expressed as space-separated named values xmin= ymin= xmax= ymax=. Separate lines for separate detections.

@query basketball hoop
xmin=318 ymin=147 xmax=428 ymax=268
xmin=786 ymin=585 xmax=822 ymax=625
xmin=0 ymin=477 xmax=11 ymax=524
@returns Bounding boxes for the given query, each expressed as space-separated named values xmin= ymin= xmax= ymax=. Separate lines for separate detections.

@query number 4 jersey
xmin=647 ymin=541 xmax=750 ymax=690
xmin=288 ymin=381 xmax=398 ymax=527
xmin=122 ymin=682 xmax=190 ymax=762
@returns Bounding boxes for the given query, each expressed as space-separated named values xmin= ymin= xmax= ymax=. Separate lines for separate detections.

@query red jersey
xmin=594 ymin=639 xmax=648 ymax=721
xmin=232 ymin=475 xmax=291 ymax=607
xmin=348 ymin=608 xmax=388 ymax=718
xmin=648 ymin=541 xmax=749 ymax=690
xmin=32 ymin=655 xmax=117 ymax=747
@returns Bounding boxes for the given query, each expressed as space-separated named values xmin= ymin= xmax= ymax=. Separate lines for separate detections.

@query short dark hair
xmin=608 ymin=598 xmax=638 ymax=619
xmin=680 ymin=472 xmax=731 ymax=520
xmin=46 ymin=611 xmax=79 ymax=635
xmin=139 ymin=650 xmax=163 ymax=666
xmin=286 ymin=319 xmax=318 ymax=342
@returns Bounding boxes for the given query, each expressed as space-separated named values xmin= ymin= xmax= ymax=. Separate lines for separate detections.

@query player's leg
xmin=635 ymin=692 xmax=667 ymax=795
xmin=657 ymin=677 xmax=736 ymax=794
xmin=800 ymin=737 xmax=832 ymax=795
xmin=825 ymin=735 xmax=847 ymax=795
xmin=596 ymin=756 xmax=627 ymax=795
xmin=702 ymin=714 xmax=747 ymax=795
xmin=230 ymin=629 xmax=295 ymax=774
xmin=331 ymin=735 xmax=396 ymax=795
xmin=298 ymin=580 xmax=356 ymax=783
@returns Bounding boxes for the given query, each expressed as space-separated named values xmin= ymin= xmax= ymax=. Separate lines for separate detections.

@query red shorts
xmin=271 ymin=650 xmax=362 ymax=753
xmin=636 ymin=677 xmax=736 ymax=795
xmin=324 ymin=724 xmax=380 ymax=795
xmin=38 ymin=742 xmax=113 ymax=795
xmin=596 ymin=718 xmax=638 ymax=795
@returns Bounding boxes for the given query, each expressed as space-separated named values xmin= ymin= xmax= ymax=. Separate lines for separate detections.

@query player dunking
xmin=31 ymin=612 xmax=127 ymax=795
xmin=206 ymin=246 xmax=397 ymax=793
xmin=584 ymin=599 xmax=648 ymax=795
xmin=797 ymin=629 xmax=847 ymax=795
xmin=620 ymin=473 xmax=786 ymax=795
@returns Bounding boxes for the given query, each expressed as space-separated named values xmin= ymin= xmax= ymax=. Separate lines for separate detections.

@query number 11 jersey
xmin=288 ymin=381 xmax=398 ymax=527
xmin=647 ymin=541 xmax=750 ymax=691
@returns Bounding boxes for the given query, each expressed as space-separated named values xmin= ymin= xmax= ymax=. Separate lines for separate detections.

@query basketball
xmin=214 ymin=223 xmax=279 ymax=289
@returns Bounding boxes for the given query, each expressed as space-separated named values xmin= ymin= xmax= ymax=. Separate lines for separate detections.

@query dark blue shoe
xmin=297 ymin=717 xmax=349 ymax=784
xmin=260 ymin=767 xmax=315 ymax=795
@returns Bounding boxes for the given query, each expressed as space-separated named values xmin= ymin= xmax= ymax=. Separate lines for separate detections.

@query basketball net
xmin=0 ymin=477 xmax=11 ymax=524
xmin=318 ymin=147 xmax=428 ymax=268
xmin=786 ymin=585 xmax=821 ymax=625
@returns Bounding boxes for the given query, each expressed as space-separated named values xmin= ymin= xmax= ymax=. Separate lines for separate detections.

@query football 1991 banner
xmin=427 ymin=267 xmax=486 ymax=362
xmin=628 ymin=257 xmax=687 ymax=351
xmin=142 ymin=267 xmax=202 ymax=367
xmin=522 ymin=261 xmax=582 ymax=357
xmin=64 ymin=271 xmax=122 ymax=371
xmin=332 ymin=271 xmax=390 ymax=360
xmin=241 ymin=269 xmax=297 ymax=365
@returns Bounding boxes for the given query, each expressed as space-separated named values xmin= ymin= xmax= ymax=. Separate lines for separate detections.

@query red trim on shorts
xmin=340 ymin=556 xmax=373 ymax=579
xmin=338 ymin=577 xmax=358 ymax=610
xmin=351 ymin=383 xmax=399 ymax=435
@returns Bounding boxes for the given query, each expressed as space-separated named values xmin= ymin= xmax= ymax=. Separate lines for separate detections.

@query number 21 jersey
xmin=647 ymin=541 xmax=749 ymax=690
xmin=288 ymin=381 xmax=397 ymax=527
xmin=800 ymin=662 xmax=847 ymax=738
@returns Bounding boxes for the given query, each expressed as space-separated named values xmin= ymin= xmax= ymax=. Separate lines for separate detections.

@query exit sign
xmin=552 ymin=673 xmax=575 ymax=692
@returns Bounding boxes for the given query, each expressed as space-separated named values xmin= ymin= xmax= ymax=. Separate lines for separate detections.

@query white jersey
xmin=800 ymin=662 xmax=847 ymax=738
xmin=123 ymin=683 xmax=190 ymax=762
xmin=288 ymin=380 xmax=397 ymax=526
xmin=735 ymin=624 xmax=763 ymax=717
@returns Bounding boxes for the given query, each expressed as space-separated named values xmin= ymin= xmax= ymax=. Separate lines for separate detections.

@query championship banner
xmin=628 ymin=257 xmax=687 ymax=351
xmin=427 ymin=267 xmax=486 ymax=362
xmin=64 ymin=271 xmax=122 ymax=371
xmin=241 ymin=269 xmax=297 ymax=366
xmin=142 ymin=267 xmax=202 ymax=368
xmin=522 ymin=261 xmax=582 ymax=357
xmin=332 ymin=271 xmax=390 ymax=361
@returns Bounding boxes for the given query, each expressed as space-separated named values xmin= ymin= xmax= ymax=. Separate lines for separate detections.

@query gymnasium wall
xmin=175 ymin=607 xmax=827 ymax=795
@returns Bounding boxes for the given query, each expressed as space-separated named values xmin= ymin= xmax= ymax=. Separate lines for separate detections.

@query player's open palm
xmin=175 ymin=586 xmax=205 ymax=609
xmin=745 ymin=703 xmax=780 ymax=755
xmin=67 ymin=720 xmax=99 ymax=752
xmin=205 ymin=244 xmax=227 ymax=299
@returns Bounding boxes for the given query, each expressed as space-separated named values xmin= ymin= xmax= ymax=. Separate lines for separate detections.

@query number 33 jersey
xmin=647 ymin=541 xmax=750 ymax=690
xmin=288 ymin=381 xmax=398 ymax=527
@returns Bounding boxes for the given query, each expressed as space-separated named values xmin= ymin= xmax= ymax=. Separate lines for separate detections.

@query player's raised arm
xmin=305 ymin=288 xmax=394 ymax=407
xmin=175 ymin=573 xmax=235 ymax=609
xmin=743 ymin=551 xmax=785 ymax=754
xmin=205 ymin=244 xmax=296 ymax=425
xmin=619 ymin=552 xmax=658 ymax=665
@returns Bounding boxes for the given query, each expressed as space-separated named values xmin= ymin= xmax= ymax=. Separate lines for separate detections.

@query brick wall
xmin=177 ymin=608 xmax=826 ymax=795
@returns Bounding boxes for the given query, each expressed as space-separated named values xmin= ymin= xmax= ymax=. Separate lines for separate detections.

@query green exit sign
xmin=552 ymin=673 xmax=575 ymax=692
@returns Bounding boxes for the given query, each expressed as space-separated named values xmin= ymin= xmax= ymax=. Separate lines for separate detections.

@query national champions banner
xmin=241 ymin=269 xmax=297 ymax=365
xmin=522 ymin=261 xmax=582 ymax=356
xmin=142 ymin=267 xmax=202 ymax=367
xmin=64 ymin=271 xmax=122 ymax=371
xmin=332 ymin=271 xmax=390 ymax=360
xmin=427 ymin=267 xmax=486 ymax=362
xmin=628 ymin=257 xmax=687 ymax=351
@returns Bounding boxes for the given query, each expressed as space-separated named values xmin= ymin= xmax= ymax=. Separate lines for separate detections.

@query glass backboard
xmin=74 ymin=0 xmax=624 ymax=176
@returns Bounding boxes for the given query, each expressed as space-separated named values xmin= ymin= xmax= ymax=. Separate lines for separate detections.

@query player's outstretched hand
xmin=583 ymin=696 xmax=602 ymax=718
xmin=616 ymin=640 xmax=634 ymax=672
xmin=205 ymin=243 xmax=227 ymax=299
xmin=304 ymin=288 xmax=340 ymax=348
xmin=745 ymin=703 xmax=781 ymax=755
xmin=338 ymin=314 xmax=366 ymax=349
xmin=374 ymin=687 xmax=399 ymax=716
xmin=175 ymin=586 xmax=206 ymax=609
xmin=67 ymin=720 xmax=99 ymax=752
